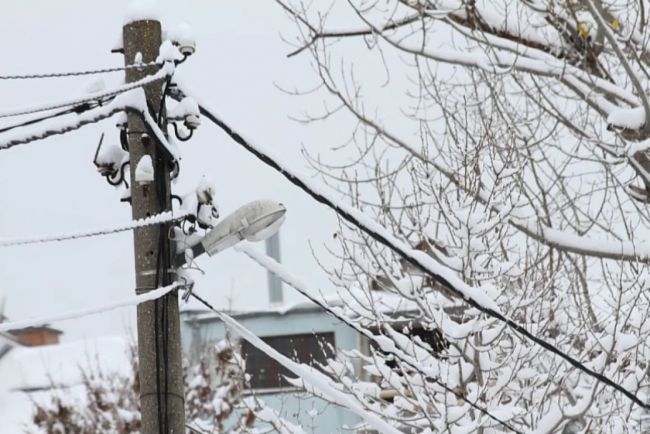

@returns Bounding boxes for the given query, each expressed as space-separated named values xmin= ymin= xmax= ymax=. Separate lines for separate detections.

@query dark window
xmin=241 ymin=332 xmax=335 ymax=389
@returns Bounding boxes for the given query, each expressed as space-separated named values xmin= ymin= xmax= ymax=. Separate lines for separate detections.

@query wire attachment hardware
xmin=93 ymin=133 xmax=130 ymax=187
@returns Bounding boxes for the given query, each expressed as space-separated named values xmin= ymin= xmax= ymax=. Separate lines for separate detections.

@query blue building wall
xmin=180 ymin=307 xmax=362 ymax=432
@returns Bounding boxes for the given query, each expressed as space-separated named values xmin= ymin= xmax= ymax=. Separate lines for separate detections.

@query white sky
xmin=0 ymin=0 xmax=348 ymax=341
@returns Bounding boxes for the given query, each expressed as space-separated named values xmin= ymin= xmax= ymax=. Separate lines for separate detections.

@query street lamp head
xmin=240 ymin=207 xmax=286 ymax=242
xmin=202 ymin=199 xmax=286 ymax=256
xmin=176 ymin=200 xmax=287 ymax=265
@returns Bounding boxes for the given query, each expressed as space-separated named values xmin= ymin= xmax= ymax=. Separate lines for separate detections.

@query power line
xmin=0 ymin=106 xmax=80 ymax=134
xmin=0 ymin=62 xmax=170 ymax=119
xmin=0 ymin=101 xmax=123 ymax=152
xmin=0 ymin=84 xmax=179 ymax=162
xmin=185 ymin=424 xmax=208 ymax=434
xmin=185 ymin=90 xmax=650 ymax=411
xmin=234 ymin=245 xmax=524 ymax=434
xmin=0 ymin=282 xmax=180 ymax=333
xmin=0 ymin=210 xmax=191 ymax=247
xmin=0 ymin=61 xmax=159 ymax=80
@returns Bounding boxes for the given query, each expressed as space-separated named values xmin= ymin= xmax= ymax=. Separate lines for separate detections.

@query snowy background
xmin=0 ymin=0 xmax=342 ymax=341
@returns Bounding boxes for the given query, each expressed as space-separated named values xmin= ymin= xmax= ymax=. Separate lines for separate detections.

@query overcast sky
xmin=0 ymin=0 xmax=348 ymax=341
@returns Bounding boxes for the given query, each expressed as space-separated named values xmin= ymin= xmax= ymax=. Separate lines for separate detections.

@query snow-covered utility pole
xmin=123 ymin=18 xmax=185 ymax=434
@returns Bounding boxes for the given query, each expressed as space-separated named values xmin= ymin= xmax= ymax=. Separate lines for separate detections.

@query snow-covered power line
xmin=0 ymin=61 xmax=159 ymax=80
xmin=0 ymin=62 xmax=170 ymax=119
xmin=0 ymin=282 xmax=180 ymax=333
xmin=234 ymin=244 xmax=524 ymax=433
xmin=0 ymin=86 xmax=180 ymax=163
xmin=0 ymin=210 xmax=190 ymax=247
xmin=185 ymin=89 xmax=650 ymax=411
xmin=0 ymin=97 xmax=125 ymax=151
xmin=188 ymin=291 xmax=403 ymax=434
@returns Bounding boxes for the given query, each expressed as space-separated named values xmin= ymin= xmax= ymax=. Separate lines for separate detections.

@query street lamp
xmin=175 ymin=199 xmax=286 ymax=266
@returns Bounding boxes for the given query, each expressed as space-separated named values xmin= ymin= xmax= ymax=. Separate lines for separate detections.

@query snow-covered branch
xmin=208 ymin=305 xmax=403 ymax=434
xmin=235 ymin=243 xmax=524 ymax=432
xmin=187 ymin=90 xmax=650 ymax=411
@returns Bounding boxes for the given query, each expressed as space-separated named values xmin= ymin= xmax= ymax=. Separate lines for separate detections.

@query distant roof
xmin=7 ymin=325 xmax=63 ymax=335
xmin=180 ymin=289 xmax=464 ymax=324
xmin=181 ymin=298 xmax=337 ymax=322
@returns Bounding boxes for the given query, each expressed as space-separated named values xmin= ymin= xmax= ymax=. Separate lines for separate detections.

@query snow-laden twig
xmin=0 ymin=209 xmax=190 ymax=247
xmin=585 ymin=0 xmax=650 ymax=131
xmin=353 ymin=23 xmax=634 ymax=113
xmin=346 ymin=1 xmax=638 ymax=110
xmin=176 ymin=85 xmax=498 ymax=311
xmin=235 ymin=244 xmax=525 ymax=433
xmin=186 ymin=90 xmax=650 ymax=410
xmin=196 ymin=296 xmax=402 ymax=434
xmin=293 ymin=84 xmax=650 ymax=263
xmin=0 ymin=282 xmax=180 ymax=333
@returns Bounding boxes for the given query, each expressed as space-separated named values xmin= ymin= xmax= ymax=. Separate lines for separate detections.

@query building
xmin=180 ymin=233 xmax=365 ymax=431
xmin=180 ymin=298 xmax=363 ymax=432
xmin=7 ymin=325 xmax=62 ymax=347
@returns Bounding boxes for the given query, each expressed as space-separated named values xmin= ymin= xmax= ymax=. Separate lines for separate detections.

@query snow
xmin=169 ymin=96 xmax=201 ymax=128
xmin=95 ymin=141 xmax=128 ymax=172
xmin=0 ymin=335 xmax=132 ymax=432
xmin=176 ymin=177 xmax=219 ymax=229
xmin=0 ymin=282 xmax=179 ymax=333
xmin=522 ymin=217 xmax=650 ymax=262
xmin=0 ymin=386 xmax=34 ymax=433
xmin=125 ymin=86 xmax=181 ymax=162
xmin=81 ymin=77 xmax=106 ymax=94
xmin=195 ymin=175 xmax=216 ymax=204
xmin=134 ymin=154 xmax=154 ymax=183
xmin=123 ymin=0 xmax=160 ymax=25
xmin=0 ymin=336 xmax=131 ymax=390
xmin=156 ymin=40 xmax=184 ymax=64
xmin=168 ymin=22 xmax=196 ymax=53
xmin=608 ymin=106 xmax=646 ymax=129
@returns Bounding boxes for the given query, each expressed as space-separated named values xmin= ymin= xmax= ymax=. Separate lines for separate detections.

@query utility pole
xmin=123 ymin=19 xmax=185 ymax=433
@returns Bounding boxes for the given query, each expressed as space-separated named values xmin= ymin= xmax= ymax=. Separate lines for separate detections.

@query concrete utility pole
xmin=123 ymin=20 xmax=185 ymax=433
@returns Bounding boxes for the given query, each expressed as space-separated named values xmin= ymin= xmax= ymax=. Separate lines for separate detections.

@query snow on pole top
xmin=123 ymin=0 xmax=161 ymax=25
